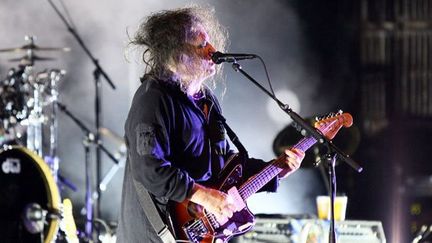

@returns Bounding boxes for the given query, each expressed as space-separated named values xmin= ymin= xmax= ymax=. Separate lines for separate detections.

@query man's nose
xmin=206 ymin=43 xmax=216 ymax=60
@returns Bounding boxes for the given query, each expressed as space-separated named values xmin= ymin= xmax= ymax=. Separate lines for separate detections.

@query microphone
xmin=211 ymin=51 xmax=257 ymax=64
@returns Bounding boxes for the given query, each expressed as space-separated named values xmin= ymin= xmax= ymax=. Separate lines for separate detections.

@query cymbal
xmin=273 ymin=117 xmax=361 ymax=168
xmin=0 ymin=44 xmax=70 ymax=53
xmin=8 ymin=55 xmax=56 ymax=66
xmin=9 ymin=55 xmax=56 ymax=62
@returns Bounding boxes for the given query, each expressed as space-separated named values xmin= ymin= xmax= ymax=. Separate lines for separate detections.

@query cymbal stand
xmin=26 ymin=74 xmax=46 ymax=158
xmin=83 ymin=132 xmax=93 ymax=239
xmin=55 ymin=101 xmax=120 ymax=241
xmin=94 ymin=67 xmax=102 ymax=220
xmin=45 ymin=70 xmax=65 ymax=182
xmin=47 ymin=0 xmax=117 ymax=221
xmin=48 ymin=70 xmax=62 ymax=158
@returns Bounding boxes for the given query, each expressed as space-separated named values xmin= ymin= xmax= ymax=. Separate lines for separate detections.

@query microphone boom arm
xmin=230 ymin=62 xmax=362 ymax=173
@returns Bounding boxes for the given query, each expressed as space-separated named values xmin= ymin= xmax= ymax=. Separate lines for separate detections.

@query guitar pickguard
xmin=181 ymin=159 xmax=256 ymax=242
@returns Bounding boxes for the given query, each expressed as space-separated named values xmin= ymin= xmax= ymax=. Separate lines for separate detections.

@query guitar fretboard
xmin=238 ymin=136 xmax=317 ymax=200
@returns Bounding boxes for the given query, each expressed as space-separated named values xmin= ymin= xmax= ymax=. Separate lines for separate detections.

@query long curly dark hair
xmin=129 ymin=5 xmax=228 ymax=89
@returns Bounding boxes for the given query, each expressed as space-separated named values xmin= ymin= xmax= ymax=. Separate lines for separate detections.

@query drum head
xmin=0 ymin=146 xmax=60 ymax=243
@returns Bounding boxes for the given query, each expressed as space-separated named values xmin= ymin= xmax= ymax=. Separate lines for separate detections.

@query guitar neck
xmin=238 ymin=136 xmax=317 ymax=200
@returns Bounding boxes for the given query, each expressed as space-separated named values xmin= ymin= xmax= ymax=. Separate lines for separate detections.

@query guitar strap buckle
xmin=158 ymin=225 xmax=176 ymax=243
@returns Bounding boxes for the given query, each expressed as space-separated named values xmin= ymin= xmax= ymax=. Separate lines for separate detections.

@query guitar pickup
xmin=227 ymin=187 xmax=246 ymax=212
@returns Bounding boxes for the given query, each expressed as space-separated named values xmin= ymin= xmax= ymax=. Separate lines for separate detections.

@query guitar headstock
xmin=314 ymin=110 xmax=353 ymax=140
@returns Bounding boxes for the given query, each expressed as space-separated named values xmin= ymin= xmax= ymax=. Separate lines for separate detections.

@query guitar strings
xmin=184 ymin=210 xmax=218 ymax=231
xmin=238 ymin=157 xmax=285 ymax=197
xmin=183 ymin=118 xmax=339 ymax=235
xmin=237 ymin=119 xmax=336 ymax=198
xmin=184 ymin=148 xmax=308 ymax=233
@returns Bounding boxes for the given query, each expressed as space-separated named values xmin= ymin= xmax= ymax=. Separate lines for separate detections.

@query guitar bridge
xmin=183 ymin=218 xmax=209 ymax=243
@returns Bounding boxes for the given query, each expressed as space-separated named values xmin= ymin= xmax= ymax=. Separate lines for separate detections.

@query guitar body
xmin=170 ymin=112 xmax=353 ymax=243
xmin=171 ymin=154 xmax=255 ymax=243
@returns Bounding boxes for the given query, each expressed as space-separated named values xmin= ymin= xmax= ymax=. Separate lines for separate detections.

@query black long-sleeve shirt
xmin=116 ymin=77 xmax=278 ymax=243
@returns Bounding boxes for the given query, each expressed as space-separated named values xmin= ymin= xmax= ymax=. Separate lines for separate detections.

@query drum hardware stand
xmin=55 ymin=101 xmax=120 ymax=241
xmin=93 ymin=67 xmax=103 ymax=222
xmin=25 ymin=69 xmax=65 ymax=181
xmin=98 ymin=144 xmax=126 ymax=192
xmin=228 ymin=60 xmax=363 ymax=243
xmin=96 ymin=127 xmax=126 ymax=194
xmin=26 ymin=81 xmax=47 ymax=158
xmin=83 ymin=133 xmax=94 ymax=240
xmin=46 ymin=69 xmax=63 ymax=182
xmin=47 ymin=0 xmax=117 ymax=222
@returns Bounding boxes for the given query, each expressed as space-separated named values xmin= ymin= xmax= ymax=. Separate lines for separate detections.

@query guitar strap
xmin=216 ymin=113 xmax=249 ymax=160
xmin=132 ymin=178 xmax=176 ymax=243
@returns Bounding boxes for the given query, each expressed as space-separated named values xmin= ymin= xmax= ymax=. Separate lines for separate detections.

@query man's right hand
xmin=189 ymin=183 xmax=237 ymax=221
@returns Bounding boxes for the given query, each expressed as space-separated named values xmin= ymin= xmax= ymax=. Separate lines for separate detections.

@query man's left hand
xmin=278 ymin=148 xmax=305 ymax=179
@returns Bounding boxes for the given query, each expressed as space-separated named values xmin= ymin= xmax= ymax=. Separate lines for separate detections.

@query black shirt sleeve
xmin=125 ymin=84 xmax=194 ymax=203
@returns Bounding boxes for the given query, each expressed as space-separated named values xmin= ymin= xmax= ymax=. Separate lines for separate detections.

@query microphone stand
xmin=56 ymin=102 xmax=119 ymax=241
xmin=230 ymin=61 xmax=363 ymax=243
xmin=326 ymin=152 xmax=338 ymax=243
xmin=47 ymin=0 xmax=117 ymax=221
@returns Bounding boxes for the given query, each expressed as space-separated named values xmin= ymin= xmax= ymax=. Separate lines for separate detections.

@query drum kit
xmin=0 ymin=36 xmax=121 ymax=242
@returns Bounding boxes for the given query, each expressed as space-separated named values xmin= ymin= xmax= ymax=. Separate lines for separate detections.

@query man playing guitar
xmin=116 ymin=5 xmax=304 ymax=243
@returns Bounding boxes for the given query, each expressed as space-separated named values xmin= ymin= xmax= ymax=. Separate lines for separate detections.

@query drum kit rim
xmin=0 ymin=35 xmax=69 ymax=243
xmin=0 ymin=35 xmax=121 ymax=242
xmin=0 ymin=145 xmax=62 ymax=243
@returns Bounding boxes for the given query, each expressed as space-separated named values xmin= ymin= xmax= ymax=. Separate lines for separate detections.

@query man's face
xmin=189 ymin=24 xmax=217 ymax=77
xmin=181 ymin=23 xmax=217 ymax=83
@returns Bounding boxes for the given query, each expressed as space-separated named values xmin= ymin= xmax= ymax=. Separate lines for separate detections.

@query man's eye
xmin=199 ymin=42 xmax=207 ymax=48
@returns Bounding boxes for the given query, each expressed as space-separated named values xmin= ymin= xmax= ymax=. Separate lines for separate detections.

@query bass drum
xmin=0 ymin=146 xmax=60 ymax=243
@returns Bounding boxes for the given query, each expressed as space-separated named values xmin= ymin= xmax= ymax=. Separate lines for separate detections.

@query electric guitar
xmin=60 ymin=198 xmax=79 ymax=243
xmin=171 ymin=112 xmax=353 ymax=243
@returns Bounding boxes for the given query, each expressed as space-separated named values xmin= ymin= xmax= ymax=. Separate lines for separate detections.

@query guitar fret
xmin=239 ymin=115 xmax=348 ymax=199
xmin=240 ymin=159 xmax=283 ymax=199
xmin=294 ymin=137 xmax=317 ymax=152
xmin=239 ymin=136 xmax=318 ymax=200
